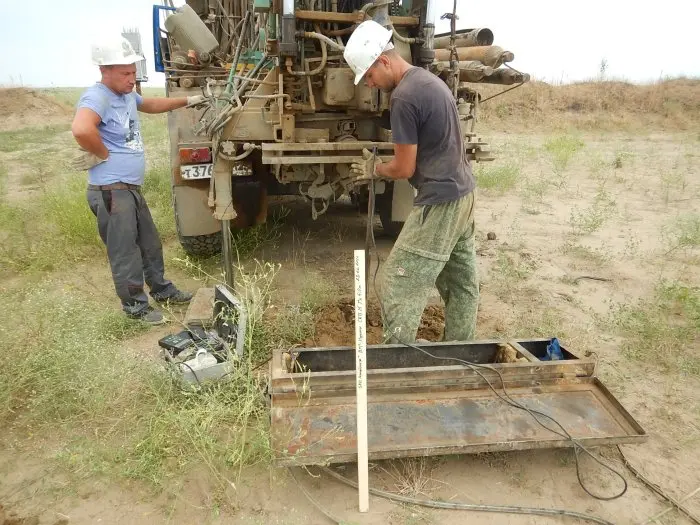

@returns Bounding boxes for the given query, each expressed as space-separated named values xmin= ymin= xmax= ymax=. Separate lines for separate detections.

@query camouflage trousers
xmin=378 ymin=191 xmax=479 ymax=343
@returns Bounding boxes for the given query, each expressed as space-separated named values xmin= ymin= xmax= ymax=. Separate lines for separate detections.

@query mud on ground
xmin=309 ymin=298 xmax=445 ymax=347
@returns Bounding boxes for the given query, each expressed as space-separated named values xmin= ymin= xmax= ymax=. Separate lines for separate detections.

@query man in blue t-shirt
xmin=72 ymin=36 xmax=205 ymax=324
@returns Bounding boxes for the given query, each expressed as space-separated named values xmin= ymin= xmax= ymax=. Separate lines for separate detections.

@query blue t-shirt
xmin=77 ymin=83 xmax=146 ymax=185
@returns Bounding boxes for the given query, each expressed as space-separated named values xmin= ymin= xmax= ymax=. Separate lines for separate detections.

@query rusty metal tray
xmin=269 ymin=339 xmax=647 ymax=466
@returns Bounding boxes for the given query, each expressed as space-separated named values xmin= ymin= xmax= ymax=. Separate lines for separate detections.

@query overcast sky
xmin=1 ymin=0 xmax=698 ymax=88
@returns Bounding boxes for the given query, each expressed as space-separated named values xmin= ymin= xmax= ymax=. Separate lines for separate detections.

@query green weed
xmin=660 ymin=169 xmax=689 ymax=205
xmin=269 ymin=304 xmax=315 ymax=347
xmin=664 ymin=213 xmax=700 ymax=253
xmin=300 ymin=272 xmax=336 ymax=313
xmin=0 ymin=174 xmax=103 ymax=274
xmin=560 ymin=240 xmax=613 ymax=265
xmin=42 ymin=175 xmax=101 ymax=248
xmin=142 ymin=164 xmax=177 ymax=240
xmin=520 ymin=176 xmax=550 ymax=214
xmin=588 ymin=154 xmax=610 ymax=182
xmin=544 ymin=135 xmax=585 ymax=186
xmin=139 ymin=112 xmax=169 ymax=146
xmin=612 ymin=150 xmax=634 ymax=169
xmin=207 ymin=206 xmax=291 ymax=266
xmin=622 ymin=230 xmax=643 ymax=258
xmin=264 ymin=273 xmax=335 ymax=349
xmin=475 ymin=163 xmax=520 ymax=194
xmin=612 ymin=281 xmax=700 ymax=375
xmin=569 ymin=187 xmax=617 ymax=235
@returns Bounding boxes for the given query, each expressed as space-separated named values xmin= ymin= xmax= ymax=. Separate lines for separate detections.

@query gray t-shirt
xmin=390 ymin=67 xmax=475 ymax=206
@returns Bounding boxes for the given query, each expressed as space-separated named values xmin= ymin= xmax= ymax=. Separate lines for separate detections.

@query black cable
xmin=175 ymin=360 xmax=202 ymax=387
xmin=364 ymin=184 xmax=627 ymax=501
xmin=288 ymin=467 xmax=344 ymax=524
xmin=385 ymin=338 xmax=628 ymax=501
xmin=321 ymin=466 xmax=616 ymax=525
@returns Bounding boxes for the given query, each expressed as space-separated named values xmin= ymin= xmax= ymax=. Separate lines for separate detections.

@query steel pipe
xmin=434 ymin=28 xmax=494 ymax=49
xmin=436 ymin=60 xmax=494 ymax=82
xmin=222 ymin=219 xmax=234 ymax=291
xmin=478 ymin=68 xmax=530 ymax=85
xmin=434 ymin=46 xmax=514 ymax=68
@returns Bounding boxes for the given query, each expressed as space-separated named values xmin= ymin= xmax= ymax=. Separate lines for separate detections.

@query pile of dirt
xmin=310 ymin=298 xmax=445 ymax=347
xmin=0 ymin=88 xmax=73 ymax=131
xmin=478 ymin=77 xmax=700 ymax=131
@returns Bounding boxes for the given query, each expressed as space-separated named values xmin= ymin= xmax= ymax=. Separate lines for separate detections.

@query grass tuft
xmin=569 ymin=187 xmax=617 ymax=235
xmin=475 ymin=163 xmax=520 ymax=194
xmin=664 ymin=213 xmax=700 ymax=253
xmin=612 ymin=281 xmax=700 ymax=375
xmin=42 ymin=175 xmax=102 ymax=248
xmin=544 ymin=135 xmax=584 ymax=186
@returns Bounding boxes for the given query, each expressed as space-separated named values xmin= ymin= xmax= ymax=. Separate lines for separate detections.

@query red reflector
xmin=179 ymin=147 xmax=212 ymax=164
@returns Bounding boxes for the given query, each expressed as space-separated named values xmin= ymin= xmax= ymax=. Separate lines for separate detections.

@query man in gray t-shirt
xmin=71 ymin=36 xmax=205 ymax=325
xmin=390 ymin=67 xmax=475 ymax=205
xmin=346 ymin=21 xmax=479 ymax=342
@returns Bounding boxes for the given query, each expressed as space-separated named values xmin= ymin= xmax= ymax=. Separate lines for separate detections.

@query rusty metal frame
xmin=269 ymin=339 xmax=648 ymax=467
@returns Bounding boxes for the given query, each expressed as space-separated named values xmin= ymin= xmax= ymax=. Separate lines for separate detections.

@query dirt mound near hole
xmin=311 ymin=298 xmax=445 ymax=347
xmin=0 ymin=88 xmax=73 ymax=131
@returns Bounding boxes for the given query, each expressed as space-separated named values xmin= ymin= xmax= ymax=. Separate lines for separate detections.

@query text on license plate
xmin=180 ymin=164 xmax=212 ymax=180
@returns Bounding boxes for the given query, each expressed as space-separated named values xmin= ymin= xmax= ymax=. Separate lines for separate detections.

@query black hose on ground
xmin=289 ymin=466 xmax=617 ymax=525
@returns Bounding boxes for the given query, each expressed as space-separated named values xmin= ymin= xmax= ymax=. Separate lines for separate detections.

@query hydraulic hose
xmin=297 ymin=30 xmax=345 ymax=52
xmin=288 ymin=25 xmax=328 ymax=76
xmin=229 ymin=11 xmax=251 ymax=92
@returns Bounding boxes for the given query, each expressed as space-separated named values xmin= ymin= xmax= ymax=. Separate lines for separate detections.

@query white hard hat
xmin=343 ymin=20 xmax=393 ymax=85
xmin=91 ymin=36 xmax=144 ymax=66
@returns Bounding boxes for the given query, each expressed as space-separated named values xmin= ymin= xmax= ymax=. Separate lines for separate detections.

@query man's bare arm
xmin=138 ymin=97 xmax=189 ymax=114
xmin=71 ymin=108 xmax=108 ymax=159
xmin=376 ymin=143 xmax=417 ymax=180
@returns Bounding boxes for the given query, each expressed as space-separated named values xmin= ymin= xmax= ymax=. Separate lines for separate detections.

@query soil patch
xmin=310 ymin=298 xmax=445 ymax=346
xmin=0 ymin=88 xmax=72 ymax=131
xmin=0 ymin=504 xmax=40 ymax=525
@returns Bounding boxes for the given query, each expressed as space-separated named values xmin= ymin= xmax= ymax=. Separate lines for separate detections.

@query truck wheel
xmin=172 ymin=188 xmax=222 ymax=257
xmin=178 ymin=232 xmax=222 ymax=257
xmin=375 ymin=182 xmax=404 ymax=238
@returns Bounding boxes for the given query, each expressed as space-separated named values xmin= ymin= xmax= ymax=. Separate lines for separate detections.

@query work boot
xmin=127 ymin=306 xmax=166 ymax=325
xmin=156 ymin=290 xmax=193 ymax=305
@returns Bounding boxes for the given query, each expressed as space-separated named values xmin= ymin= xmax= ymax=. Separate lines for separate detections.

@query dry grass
xmin=478 ymin=78 xmax=700 ymax=131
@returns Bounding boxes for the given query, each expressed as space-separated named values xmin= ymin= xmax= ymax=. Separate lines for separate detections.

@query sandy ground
xmin=0 ymin=91 xmax=699 ymax=524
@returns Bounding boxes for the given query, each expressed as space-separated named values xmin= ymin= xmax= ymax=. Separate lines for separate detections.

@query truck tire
xmin=172 ymin=188 xmax=222 ymax=257
xmin=375 ymin=182 xmax=404 ymax=238
xmin=178 ymin=231 xmax=222 ymax=257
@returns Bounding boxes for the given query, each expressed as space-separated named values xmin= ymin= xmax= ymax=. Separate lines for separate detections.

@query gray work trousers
xmin=87 ymin=188 xmax=176 ymax=315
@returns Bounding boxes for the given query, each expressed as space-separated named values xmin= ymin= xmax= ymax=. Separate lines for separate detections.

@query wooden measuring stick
xmin=353 ymin=249 xmax=369 ymax=512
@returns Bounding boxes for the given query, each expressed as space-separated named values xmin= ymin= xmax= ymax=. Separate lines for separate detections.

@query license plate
xmin=180 ymin=164 xmax=212 ymax=180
